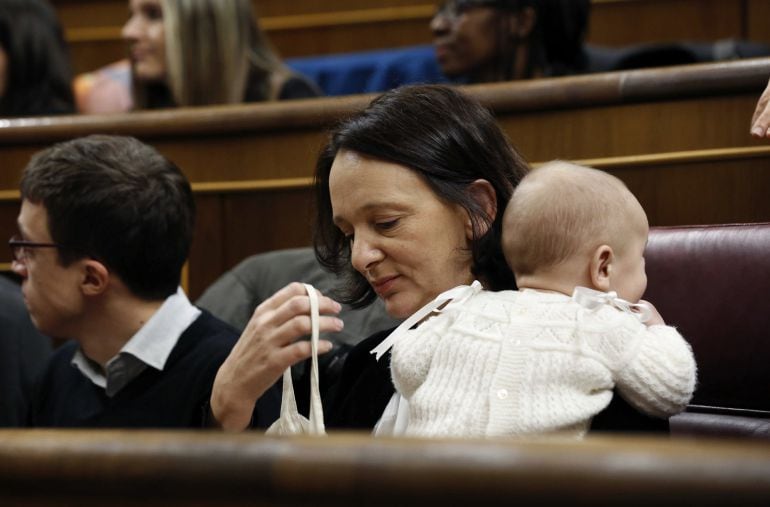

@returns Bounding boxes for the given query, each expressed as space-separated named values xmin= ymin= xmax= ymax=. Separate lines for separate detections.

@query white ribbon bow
xmin=571 ymin=286 xmax=652 ymax=322
xmin=370 ymin=280 xmax=483 ymax=361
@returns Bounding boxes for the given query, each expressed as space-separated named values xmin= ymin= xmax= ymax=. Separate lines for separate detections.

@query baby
xmin=382 ymin=161 xmax=697 ymax=438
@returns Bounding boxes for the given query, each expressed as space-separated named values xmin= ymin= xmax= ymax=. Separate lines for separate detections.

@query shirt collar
xmin=71 ymin=287 xmax=202 ymax=393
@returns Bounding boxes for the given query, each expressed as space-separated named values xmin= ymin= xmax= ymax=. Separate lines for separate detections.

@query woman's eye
xmin=376 ymin=219 xmax=399 ymax=231
xmin=143 ymin=4 xmax=163 ymax=20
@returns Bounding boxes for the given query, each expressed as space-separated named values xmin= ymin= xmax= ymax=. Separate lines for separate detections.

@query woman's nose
xmin=431 ymin=10 xmax=451 ymax=35
xmin=350 ymin=235 xmax=384 ymax=275
xmin=122 ymin=15 xmax=140 ymax=40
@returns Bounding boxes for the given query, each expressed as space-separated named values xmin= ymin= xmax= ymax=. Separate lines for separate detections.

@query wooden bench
xmin=0 ymin=430 xmax=769 ymax=506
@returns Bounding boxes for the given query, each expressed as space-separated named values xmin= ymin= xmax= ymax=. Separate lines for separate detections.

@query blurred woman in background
xmin=430 ymin=0 xmax=590 ymax=83
xmin=79 ymin=0 xmax=320 ymax=113
xmin=123 ymin=0 xmax=320 ymax=109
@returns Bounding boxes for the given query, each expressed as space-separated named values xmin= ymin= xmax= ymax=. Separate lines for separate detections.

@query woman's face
xmin=431 ymin=1 xmax=501 ymax=78
xmin=329 ymin=150 xmax=474 ymax=318
xmin=122 ymin=0 xmax=167 ymax=82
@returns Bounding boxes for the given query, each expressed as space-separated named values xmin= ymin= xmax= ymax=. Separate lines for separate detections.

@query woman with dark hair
xmin=210 ymin=84 xmax=666 ymax=433
xmin=0 ymin=0 xmax=75 ymax=117
xmin=431 ymin=0 xmax=590 ymax=83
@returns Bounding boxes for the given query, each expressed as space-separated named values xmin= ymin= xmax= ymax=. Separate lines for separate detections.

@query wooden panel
xmin=588 ymin=0 xmax=745 ymax=46
xmin=267 ymin=17 xmax=432 ymax=58
xmin=189 ymin=195 xmax=225 ymax=299
xmin=496 ymin=94 xmax=761 ymax=162
xmin=1 ymin=430 xmax=770 ymax=506
xmin=582 ymin=147 xmax=770 ymax=226
xmin=2 ymin=59 xmax=768 ymax=182
xmin=748 ymin=0 xmax=770 ymax=46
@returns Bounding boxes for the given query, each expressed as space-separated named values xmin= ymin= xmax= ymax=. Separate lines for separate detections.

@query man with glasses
xmin=10 ymin=135 xmax=279 ymax=427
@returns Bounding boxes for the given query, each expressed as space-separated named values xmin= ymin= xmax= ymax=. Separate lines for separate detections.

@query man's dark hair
xmin=20 ymin=135 xmax=195 ymax=300
xmin=313 ymin=84 xmax=529 ymax=308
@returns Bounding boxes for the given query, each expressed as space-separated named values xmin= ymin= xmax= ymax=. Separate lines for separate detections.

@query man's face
xmin=12 ymin=200 xmax=85 ymax=339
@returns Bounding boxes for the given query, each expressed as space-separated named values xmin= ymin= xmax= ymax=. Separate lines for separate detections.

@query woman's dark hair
xmin=490 ymin=0 xmax=590 ymax=80
xmin=313 ymin=84 xmax=529 ymax=308
xmin=0 ymin=0 xmax=75 ymax=117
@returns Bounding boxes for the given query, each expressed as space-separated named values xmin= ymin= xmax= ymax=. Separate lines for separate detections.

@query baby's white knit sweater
xmin=390 ymin=288 xmax=697 ymax=438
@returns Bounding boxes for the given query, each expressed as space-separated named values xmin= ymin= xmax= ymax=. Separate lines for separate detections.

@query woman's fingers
xmin=209 ymin=283 xmax=343 ymax=430
xmin=750 ymin=79 xmax=770 ymax=138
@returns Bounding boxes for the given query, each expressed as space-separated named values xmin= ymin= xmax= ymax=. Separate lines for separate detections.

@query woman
xmin=211 ymin=85 xmax=668 ymax=433
xmin=431 ymin=0 xmax=590 ymax=83
xmin=122 ymin=0 xmax=319 ymax=110
xmin=0 ymin=0 xmax=75 ymax=117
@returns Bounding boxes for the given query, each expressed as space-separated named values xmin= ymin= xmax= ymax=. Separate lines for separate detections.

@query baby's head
xmin=502 ymin=161 xmax=649 ymax=302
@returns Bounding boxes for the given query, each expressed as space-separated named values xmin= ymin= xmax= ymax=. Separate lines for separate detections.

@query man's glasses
xmin=435 ymin=0 xmax=504 ymax=21
xmin=8 ymin=235 xmax=62 ymax=262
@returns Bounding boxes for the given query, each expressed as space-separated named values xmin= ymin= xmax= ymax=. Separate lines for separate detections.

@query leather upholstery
xmin=645 ymin=223 xmax=770 ymax=436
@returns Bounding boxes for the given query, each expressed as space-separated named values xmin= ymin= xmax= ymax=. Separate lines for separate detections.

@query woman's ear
xmin=465 ymin=179 xmax=497 ymax=240
xmin=589 ymin=245 xmax=613 ymax=292
xmin=507 ymin=6 xmax=537 ymax=39
xmin=80 ymin=259 xmax=110 ymax=296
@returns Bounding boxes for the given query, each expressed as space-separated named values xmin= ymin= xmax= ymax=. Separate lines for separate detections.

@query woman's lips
xmin=371 ymin=275 xmax=399 ymax=296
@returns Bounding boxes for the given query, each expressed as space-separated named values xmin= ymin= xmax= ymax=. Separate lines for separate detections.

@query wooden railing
xmin=52 ymin=0 xmax=770 ymax=75
xmin=0 ymin=430 xmax=769 ymax=506
xmin=2 ymin=59 xmax=769 ymax=297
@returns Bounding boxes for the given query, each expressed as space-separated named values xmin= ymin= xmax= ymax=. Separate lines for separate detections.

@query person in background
xmin=430 ymin=0 xmax=590 ymax=83
xmin=751 ymin=77 xmax=770 ymax=139
xmin=78 ymin=0 xmax=320 ymax=113
xmin=0 ymin=0 xmax=75 ymax=117
xmin=12 ymin=135 xmax=279 ymax=428
xmin=124 ymin=0 xmax=320 ymax=109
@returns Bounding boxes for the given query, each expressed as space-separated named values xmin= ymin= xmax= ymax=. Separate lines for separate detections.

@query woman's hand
xmin=210 ymin=282 xmax=344 ymax=431
xmin=751 ymin=78 xmax=770 ymax=139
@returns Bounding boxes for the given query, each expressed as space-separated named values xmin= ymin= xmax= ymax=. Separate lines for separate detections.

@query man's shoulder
xmin=170 ymin=309 xmax=240 ymax=360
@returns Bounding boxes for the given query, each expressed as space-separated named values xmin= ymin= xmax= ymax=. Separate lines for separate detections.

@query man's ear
xmin=465 ymin=179 xmax=497 ymax=240
xmin=81 ymin=259 xmax=110 ymax=296
xmin=507 ymin=6 xmax=536 ymax=39
xmin=589 ymin=245 xmax=613 ymax=292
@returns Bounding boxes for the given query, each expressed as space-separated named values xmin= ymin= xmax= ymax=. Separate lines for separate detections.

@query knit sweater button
xmin=496 ymin=389 xmax=508 ymax=400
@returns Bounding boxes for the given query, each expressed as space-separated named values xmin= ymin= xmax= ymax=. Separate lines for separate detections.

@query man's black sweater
xmin=29 ymin=310 xmax=279 ymax=428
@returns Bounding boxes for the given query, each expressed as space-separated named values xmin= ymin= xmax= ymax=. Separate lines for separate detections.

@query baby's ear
xmin=589 ymin=245 xmax=614 ymax=292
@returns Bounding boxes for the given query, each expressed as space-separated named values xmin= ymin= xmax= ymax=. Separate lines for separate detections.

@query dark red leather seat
xmin=645 ymin=223 xmax=770 ymax=437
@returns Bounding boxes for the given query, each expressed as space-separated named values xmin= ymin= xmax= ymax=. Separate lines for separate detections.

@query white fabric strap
xmin=571 ymin=286 xmax=652 ymax=322
xmin=304 ymin=283 xmax=325 ymax=433
xmin=266 ymin=283 xmax=326 ymax=436
xmin=370 ymin=280 xmax=483 ymax=361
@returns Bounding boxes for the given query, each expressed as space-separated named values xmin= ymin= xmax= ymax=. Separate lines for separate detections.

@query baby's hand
xmin=639 ymin=300 xmax=665 ymax=326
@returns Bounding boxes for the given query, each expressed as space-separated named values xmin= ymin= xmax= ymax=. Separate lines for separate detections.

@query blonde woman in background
xmin=124 ymin=0 xmax=320 ymax=108
xmin=77 ymin=0 xmax=319 ymax=113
